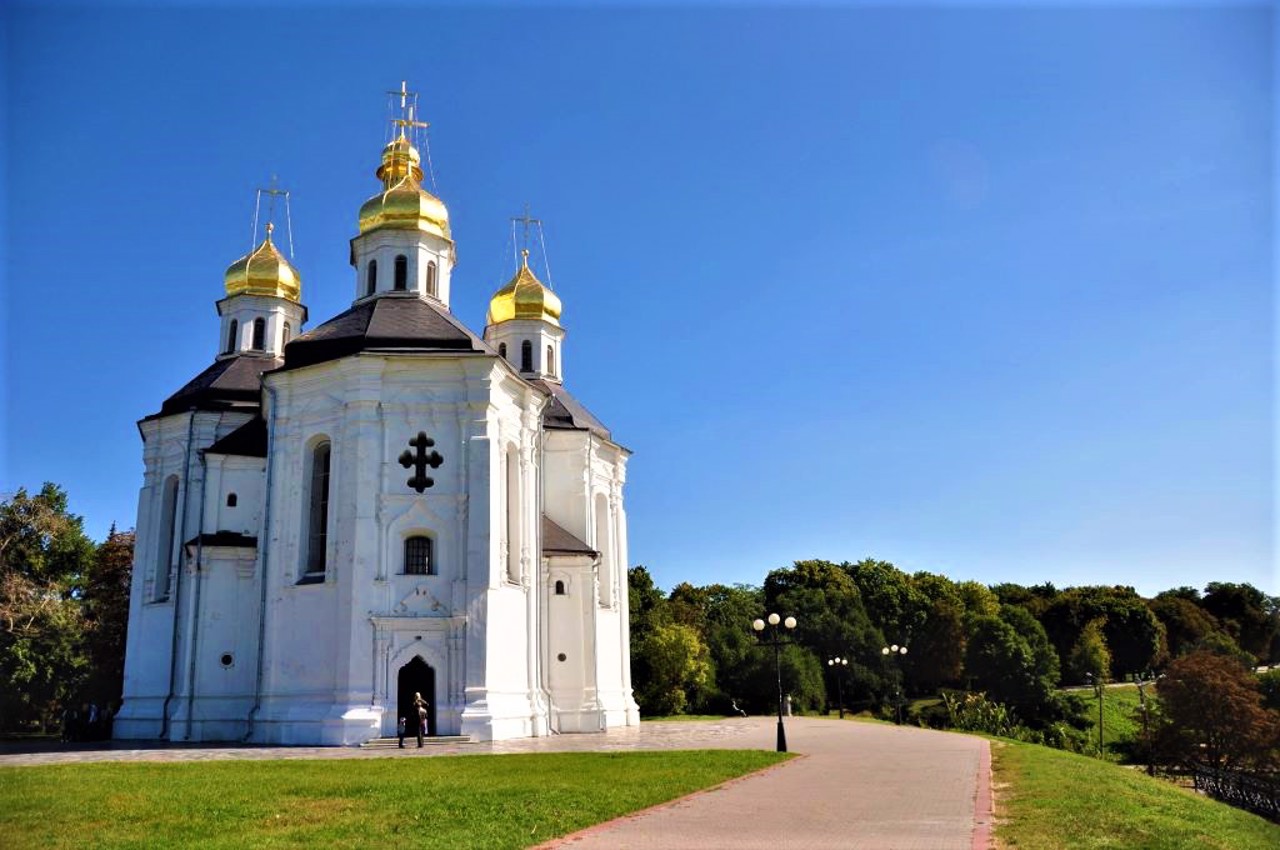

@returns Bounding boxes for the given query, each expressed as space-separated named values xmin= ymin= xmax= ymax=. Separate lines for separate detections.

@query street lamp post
xmin=753 ymin=612 xmax=797 ymax=752
xmin=1085 ymin=672 xmax=1104 ymax=757
xmin=881 ymin=644 xmax=908 ymax=725
xmin=827 ymin=656 xmax=849 ymax=719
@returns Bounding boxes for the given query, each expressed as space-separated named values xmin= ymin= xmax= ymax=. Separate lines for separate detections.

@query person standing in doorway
xmin=397 ymin=716 xmax=406 ymax=748
xmin=413 ymin=691 xmax=429 ymax=747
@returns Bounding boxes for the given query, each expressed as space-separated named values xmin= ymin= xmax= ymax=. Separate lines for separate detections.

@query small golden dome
xmin=487 ymin=250 xmax=562 ymax=326
xmin=224 ymin=223 xmax=302 ymax=302
xmin=357 ymin=134 xmax=450 ymax=240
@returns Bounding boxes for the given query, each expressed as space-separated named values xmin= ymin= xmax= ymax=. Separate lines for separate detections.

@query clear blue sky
xmin=3 ymin=2 xmax=1274 ymax=597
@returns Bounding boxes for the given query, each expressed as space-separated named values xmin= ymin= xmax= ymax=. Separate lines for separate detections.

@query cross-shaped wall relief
xmin=399 ymin=431 xmax=444 ymax=493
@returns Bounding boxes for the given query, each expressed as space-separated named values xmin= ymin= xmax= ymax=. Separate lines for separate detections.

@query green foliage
xmin=944 ymin=691 xmax=1014 ymax=737
xmin=1068 ymin=617 xmax=1112 ymax=683
xmin=1257 ymin=668 xmax=1280 ymax=712
xmin=0 ymin=751 xmax=789 ymax=848
xmin=1041 ymin=586 xmax=1165 ymax=683
xmin=0 ymin=484 xmax=100 ymax=732
xmin=83 ymin=527 xmax=135 ymax=708
xmin=632 ymin=622 xmax=712 ymax=716
xmin=1202 ymin=582 xmax=1280 ymax=663
xmin=1149 ymin=594 xmax=1218 ymax=659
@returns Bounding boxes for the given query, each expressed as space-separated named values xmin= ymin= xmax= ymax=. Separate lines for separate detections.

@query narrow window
xmin=426 ymin=261 xmax=438 ymax=296
xmin=282 ymin=323 xmax=291 ymax=346
xmin=305 ymin=442 xmax=331 ymax=576
xmin=156 ymin=475 xmax=180 ymax=599
xmin=595 ymin=493 xmax=612 ymax=606
xmin=555 ymin=580 xmax=566 ymax=596
xmin=404 ymin=536 xmax=434 ymax=575
xmin=226 ymin=493 xmax=237 ymax=508
xmin=505 ymin=445 xmax=520 ymax=582
xmin=226 ymin=319 xmax=239 ymax=354
xmin=251 ymin=317 xmax=266 ymax=351
xmin=367 ymin=260 xmax=378 ymax=296
xmin=498 ymin=343 xmax=507 ymax=359
xmin=520 ymin=340 xmax=532 ymax=372
xmin=546 ymin=345 xmax=555 ymax=377
xmin=394 ymin=255 xmax=408 ymax=290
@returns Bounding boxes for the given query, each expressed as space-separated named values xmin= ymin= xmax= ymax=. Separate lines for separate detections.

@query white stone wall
xmin=349 ymin=229 xmax=454 ymax=307
xmin=115 ymin=410 xmax=253 ymax=741
xmin=216 ymin=295 xmax=306 ymax=358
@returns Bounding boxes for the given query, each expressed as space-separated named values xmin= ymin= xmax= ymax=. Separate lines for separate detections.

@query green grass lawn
xmin=992 ymin=737 xmax=1280 ymax=849
xmin=1071 ymin=684 xmax=1145 ymax=759
xmin=0 ymin=750 xmax=787 ymax=849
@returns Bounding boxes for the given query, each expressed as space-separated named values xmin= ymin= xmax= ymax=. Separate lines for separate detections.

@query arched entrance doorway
xmin=397 ymin=656 xmax=436 ymax=738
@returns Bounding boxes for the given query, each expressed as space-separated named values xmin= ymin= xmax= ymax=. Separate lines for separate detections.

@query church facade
xmin=114 ymin=97 xmax=640 ymax=745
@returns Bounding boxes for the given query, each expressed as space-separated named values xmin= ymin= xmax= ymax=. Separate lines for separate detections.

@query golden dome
xmin=224 ymin=223 xmax=302 ymax=302
xmin=487 ymin=250 xmax=562 ymax=326
xmin=357 ymin=134 xmax=450 ymax=240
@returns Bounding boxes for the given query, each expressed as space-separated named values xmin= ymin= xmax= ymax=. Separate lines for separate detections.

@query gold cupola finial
xmin=487 ymin=247 xmax=562 ymax=327
xmin=224 ymin=219 xmax=302 ymax=303
xmin=357 ymin=81 xmax=451 ymax=240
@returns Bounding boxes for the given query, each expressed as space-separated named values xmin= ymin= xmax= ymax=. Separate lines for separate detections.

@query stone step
xmin=360 ymin=735 xmax=472 ymax=748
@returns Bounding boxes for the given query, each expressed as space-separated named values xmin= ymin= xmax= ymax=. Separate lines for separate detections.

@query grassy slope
xmin=0 ymin=750 xmax=786 ymax=849
xmin=1071 ymin=685 xmax=1143 ymax=757
xmin=992 ymin=738 xmax=1280 ymax=850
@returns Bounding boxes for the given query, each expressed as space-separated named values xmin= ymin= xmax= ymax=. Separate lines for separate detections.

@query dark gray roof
xmin=154 ymin=354 xmax=281 ymax=417
xmin=542 ymin=515 xmax=596 ymax=556
xmin=278 ymin=294 xmax=489 ymax=371
xmin=530 ymin=379 xmax=611 ymax=439
xmin=185 ymin=532 xmax=258 ymax=549
xmin=205 ymin=417 xmax=268 ymax=458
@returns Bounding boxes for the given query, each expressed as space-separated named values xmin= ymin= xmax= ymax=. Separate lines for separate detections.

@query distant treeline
xmin=629 ymin=559 xmax=1279 ymax=728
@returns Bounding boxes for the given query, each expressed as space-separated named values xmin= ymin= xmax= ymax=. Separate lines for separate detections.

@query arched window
xmin=404 ymin=536 xmax=434 ymax=575
xmin=555 ymin=580 xmax=566 ymax=596
xmin=367 ymin=260 xmax=378 ymax=296
xmin=304 ymin=441 xmax=331 ymax=578
xmin=251 ymin=318 xmax=266 ymax=351
xmin=498 ymin=343 xmax=507 ymax=359
xmin=505 ymin=445 xmax=520 ymax=583
xmin=226 ymin=493 xmax=237 ymax=508
xmin=282 ymin=323 xmax=291 ymax=346
xmin=156 ymin=475 xmax=180 ymax=600
xmin=394 ymin=255 xmax=408 ymax=290
xmin=226 ymin=319 xmax=239 ymax=354
xmin=520 ymin=340 xmax=532 ymax=373
xmin=426 ymin=261 xmax=438 ymax=296
xmin=595 ymin=493 xmax=612 ymax=606
xmin=546 ymin=345 xmax=555 ymax=377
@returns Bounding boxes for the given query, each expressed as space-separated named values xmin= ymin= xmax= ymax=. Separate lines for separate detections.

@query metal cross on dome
xmin=399 ymin=432 xmax=444 ymax=493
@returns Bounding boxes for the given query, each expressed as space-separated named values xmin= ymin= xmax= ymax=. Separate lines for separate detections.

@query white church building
xmin=115 ymin=90 xmax=640 ymax=745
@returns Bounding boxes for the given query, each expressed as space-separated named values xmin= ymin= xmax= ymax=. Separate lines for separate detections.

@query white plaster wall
xmin=483 ymin=319 xmax=565 ymax=382
xmin=216 ymin=295 xmax=305 ymax=358
xmin=116 ymin=410 xmax=252 ymax=740
xmin=350 ymin=229 xmax=453 ymax=307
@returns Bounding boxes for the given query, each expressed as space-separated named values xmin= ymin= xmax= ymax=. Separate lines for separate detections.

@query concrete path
xmin=1 ymin=717 xmax=993 ymax=849
xmin=539 ymin=717 xmax=991 ymax=850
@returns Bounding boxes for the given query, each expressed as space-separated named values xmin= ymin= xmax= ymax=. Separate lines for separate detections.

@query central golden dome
xmin=357 ymin=134 xmax=451 ymax=240
xmin=224 ymin=223 xmax=302 ymax=302
xmin=487 ymin=250 xmax=562 ymax=326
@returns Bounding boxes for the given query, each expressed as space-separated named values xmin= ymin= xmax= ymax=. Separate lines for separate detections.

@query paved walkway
xmin=1 ymin=717 xmax=992 ymax=849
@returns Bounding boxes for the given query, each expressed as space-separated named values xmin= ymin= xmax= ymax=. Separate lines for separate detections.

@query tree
xmin=633 ymin=622 xmax=712 ymax=716
xmin=1067 ymin=618 xmax=1111 ymax=683
xmin=1155 ymin=650 xmax=1280 ymax=772
xmin=965 ymin=610 xmax=1062 ymax=726
xmin=1201 ymin=583 xmax=1278 ymax=663
xmin=1149 ymin=595 xmax=1220 ymax=659
xmin=0 ymin=484 xmax=97 ymax=732
xmin=83 ymin=526 xmax=134 ymax=709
